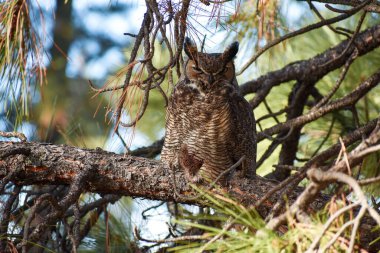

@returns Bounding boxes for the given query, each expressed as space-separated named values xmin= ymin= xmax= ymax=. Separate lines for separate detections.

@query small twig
xmin=237 ymin=0 xmax=371 ymax=74
xmin=258 ymin=119 xmax=377 ymax=212
xmin=256 ymin=106 xmax=290 ymax=124
xmin=0 ymin=131 xmax=27 ymax=142
xmin=335 ymin=26 xmax=354 ymax=34
xmin=197 ymin=217 xmax=234 ymax=253
xmin=211 ymin=156 xmax=246 ymax=185
xmin=306 ymin=0 xmax=351 ymax=37
xmin=348 ymin=207 xmax=366 ymax=253
xmin=79 ymin=207 xmax=104 ymax=241
xmin=64 ymin=194 xmax=120 ymax=218
xmin=325 ymin=4 xmax=356 ymax=14
xmin=358 ymin=175 xmax=380 ymax=186
xmin=313 ymin=49 xmax=358 ymax=109
xmin=115 ymin=128 xmax=130 ymax=153
xmin=310 ymin=117 xmax=336 ymax=158
xmin=201 ymin=34 xmax=207 ymax=52
xmin=115 ymin=11 xmax=147 ymax=129
xmin=339 ymin=137 xmax=352 ymax=175
xmin=320 ymin=219 xmax=355 ymax=252
xmin=351 ymin=105 xmax=361 ymax=131
xmin=141 ymin=201 xmax=165 ymax=219
xmin=199 ymin=0 xmax=210 ymax=5
xmin=306 ymin=201 xmax=360 ymax=252
xmin=123 ymin=32 xmax=137 ymax=38
xmin=260 ymin=127 xmax=294 ymax=142
xmin=318 ymin=10 xmax=366 ymax=69
xmin=256 ymin=141 xmax=281 ymax=169
xmin=164 ymin=0 xmax=173 ymax=25
xmin=118 ymin=85 xmax=150 ymax=128
xmin=272 ymin=164 xmax=300 ymax=171
xmin=130 ymin=138 xmax=164 ymax=158
xmin=133 ymin=226 xmax=206 ymax=243
xmin=265 ymin=121 xmax=380 ymax=231
xmin=305 ymin=169 xmax=380 ymax=252
xmin=263 ymin=99 xmax=281 ymax=124
xmin=255 ymin=170 xmax=302 ymax=209
xmin=21 ymin=194 xmax=60 ymax=253
xmin=22 ymin=165 xmax=93 ymax=246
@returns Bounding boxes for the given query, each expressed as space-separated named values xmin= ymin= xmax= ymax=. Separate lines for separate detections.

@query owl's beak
xmin=208 ymin=75 xmax=215 ymax=84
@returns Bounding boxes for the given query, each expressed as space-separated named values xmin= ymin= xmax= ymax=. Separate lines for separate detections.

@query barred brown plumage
xmin=161 ymin=37 xmax=257 ymax=184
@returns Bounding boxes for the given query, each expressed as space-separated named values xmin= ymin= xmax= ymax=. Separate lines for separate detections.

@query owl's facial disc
xmin=185 ymin=59 xmax=235 ymax=84
xmin=191 ymin=64 xmax=202 ymax=73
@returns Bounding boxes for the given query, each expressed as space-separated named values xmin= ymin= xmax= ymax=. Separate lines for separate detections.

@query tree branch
xmin=298 ymin=0 xmax=380 ymax=13
xmin=257 ymin=69 xmax=380 ymax=141
xmin=266 ymin=118 xmax=380 ymax=230
xmin=240 ymin=24 xmax=380 ymax=107
xmin=0 ymin=141 xmax=325 ymax=217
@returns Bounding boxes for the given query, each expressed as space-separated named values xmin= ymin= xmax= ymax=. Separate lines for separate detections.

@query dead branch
xmin=265 ymin=118 xmax=380 ymax=231
xmin=306 ymin=169 xmax=380 ymax=252
xmin=0 ymin=131 xmax=27 ymax=142
xmin=254 ymin=118 xmax=378 ymax=210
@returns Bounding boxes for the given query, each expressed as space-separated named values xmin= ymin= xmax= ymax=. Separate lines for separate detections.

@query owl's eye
xmin=192 ymin=65 xmax=202 ymax=73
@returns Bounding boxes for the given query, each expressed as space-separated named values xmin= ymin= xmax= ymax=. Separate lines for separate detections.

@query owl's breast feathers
xmin=162 ymin=79 xmax=256 ymax=183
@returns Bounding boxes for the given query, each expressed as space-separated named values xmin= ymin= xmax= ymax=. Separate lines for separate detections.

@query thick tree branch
xmin=272 ymin=80 xmax=314 ymax=180
xmin=0 ymin=141 xmax=326 ymax=217
xmin=257 ymin=69 xmax=380 ymax=141
xmin=240 ymin=24 xmax=380 ymax=107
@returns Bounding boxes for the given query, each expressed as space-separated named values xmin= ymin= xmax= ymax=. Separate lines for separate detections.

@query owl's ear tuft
xmin=184 ymin=37 xmax=198 ymax=61
xmin=222 ymin=41 xmax=239 ymax=63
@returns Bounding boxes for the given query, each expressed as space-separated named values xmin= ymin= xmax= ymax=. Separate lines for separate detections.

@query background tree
xmin=1 ymin=0 xmax=380 ymax=252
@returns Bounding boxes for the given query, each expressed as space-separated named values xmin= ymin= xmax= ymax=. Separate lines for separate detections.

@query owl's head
xmin=183 ymin=37 xmax=239 ymax=85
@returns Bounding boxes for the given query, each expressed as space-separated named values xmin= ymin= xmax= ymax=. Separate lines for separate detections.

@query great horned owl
xmin=161 ymin=38 xmax=256 ymax=184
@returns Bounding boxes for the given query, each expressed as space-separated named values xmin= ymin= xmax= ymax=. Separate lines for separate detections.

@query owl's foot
xmin=179 ymin=144 xmax=204 ymax=184
xmin=185 ymin=172 xmax=204 ymax=184
xmin=209 ymin=156 xmax=247 ymax=186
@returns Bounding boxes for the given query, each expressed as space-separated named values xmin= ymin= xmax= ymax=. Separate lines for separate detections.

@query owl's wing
xmin=161 ymin=80 xmax=192 ymax=167
xmin=228 ymin=92 xmax=257 ymax=178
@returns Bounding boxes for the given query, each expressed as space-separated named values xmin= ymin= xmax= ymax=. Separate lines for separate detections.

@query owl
xmin=161 ymin=37 xmax=256 ymax=184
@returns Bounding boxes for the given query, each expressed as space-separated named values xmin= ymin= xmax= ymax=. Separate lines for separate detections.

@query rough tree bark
xmin=0 ymin=141 xmax=326 ymax=216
